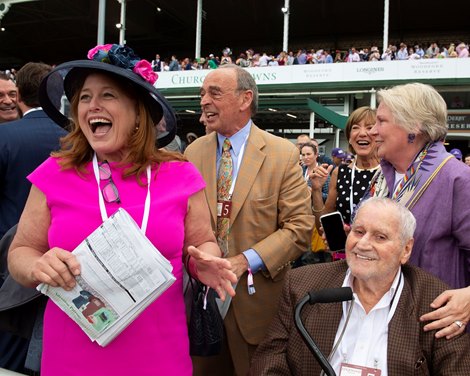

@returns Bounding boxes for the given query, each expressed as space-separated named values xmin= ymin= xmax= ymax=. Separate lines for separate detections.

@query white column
xmin=383 ymin=0 xmax=389 ymax=53
xmin=118 ymin=0 xmax=126 ymax=45
xmin=282 ymin=0 xmax=290 ymax=52
xmin=195 ymin=0 xmax=203 ymax=59
xmin=97 ymin=0 xmax=106 ymax=44
xmin=309 ymin=112 xmax=315 ymax=139
xmin=370 ymin=88 xmax=377 ymax=109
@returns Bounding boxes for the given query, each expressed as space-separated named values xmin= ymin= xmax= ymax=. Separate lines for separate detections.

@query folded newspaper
xmin=37 ymin=208 xmax=176 ymax=347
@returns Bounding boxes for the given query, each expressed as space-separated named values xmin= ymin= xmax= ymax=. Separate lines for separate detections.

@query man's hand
xmin=226 ymin=254 xmax=249 ymax=279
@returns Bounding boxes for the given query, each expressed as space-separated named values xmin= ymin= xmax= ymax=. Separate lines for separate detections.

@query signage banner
xmin=155 ymin=59 xmax=470 ymax=90
xmin=448 ymin=114 xmax=470 ymax=130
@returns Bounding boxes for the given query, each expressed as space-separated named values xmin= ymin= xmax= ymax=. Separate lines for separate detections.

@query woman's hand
xmin=420 ymin=286 xmax=470 ymax=339
xmin=31 ymin=247 xmax=81 ymax=290
xmin=187 ymin=245 xmax=237 ymax=301
xmin=309 ymin=163 xmax=333 ymax=190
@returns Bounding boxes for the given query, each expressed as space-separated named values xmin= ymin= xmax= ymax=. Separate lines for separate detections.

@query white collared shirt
xmin=22 ymin=107 xmax=42 ymax=117
xmin=329 ymin=268 xmax=404 ymax=376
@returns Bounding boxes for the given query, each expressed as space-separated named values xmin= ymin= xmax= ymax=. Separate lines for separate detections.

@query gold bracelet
xmin=312 ymin=206 xmax=325 ymax=214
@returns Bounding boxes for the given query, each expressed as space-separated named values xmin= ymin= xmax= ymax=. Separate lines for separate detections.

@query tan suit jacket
xmin=185 ymin=124 xmax=313 ymax=344
xmin=250 ymin=261 xmax=470 ymax=375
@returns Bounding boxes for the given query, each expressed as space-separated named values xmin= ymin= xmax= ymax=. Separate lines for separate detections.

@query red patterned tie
xmin=217 ymin=138 xmax=232 ymax=257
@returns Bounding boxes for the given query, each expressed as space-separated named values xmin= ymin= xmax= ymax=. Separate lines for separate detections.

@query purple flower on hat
xmin=86 ymin=44 xmax=158 ymax=85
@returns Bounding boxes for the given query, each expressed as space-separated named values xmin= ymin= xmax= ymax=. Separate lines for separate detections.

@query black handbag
xmin=188 ymin=278 xmax=224 ymax=356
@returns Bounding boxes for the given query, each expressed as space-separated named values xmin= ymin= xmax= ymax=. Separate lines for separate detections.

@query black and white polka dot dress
xmin=336 ymin=164 xmax=378 ymax=224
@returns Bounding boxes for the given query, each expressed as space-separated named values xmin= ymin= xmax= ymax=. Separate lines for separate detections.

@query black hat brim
xmin=38 ymin=60 xmax=176 ymax=148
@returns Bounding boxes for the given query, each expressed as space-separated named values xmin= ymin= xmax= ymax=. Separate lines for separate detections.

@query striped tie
xmin=217 ymin=138 xmax=232 ymax=257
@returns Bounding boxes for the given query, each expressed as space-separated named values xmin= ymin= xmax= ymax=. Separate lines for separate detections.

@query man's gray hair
xmin=218 ymin=64 xmax=258 ymax=115
xmin=354 ymin=197 xmax=416 ymax=246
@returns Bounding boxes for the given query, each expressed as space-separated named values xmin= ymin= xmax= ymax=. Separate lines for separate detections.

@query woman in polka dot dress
xmin=310 ymin=107 xmax=379 ymax=230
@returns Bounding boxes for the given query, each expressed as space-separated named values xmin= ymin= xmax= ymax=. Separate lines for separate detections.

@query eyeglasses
xmin=99 ymin=161 xmax=121 ymax=203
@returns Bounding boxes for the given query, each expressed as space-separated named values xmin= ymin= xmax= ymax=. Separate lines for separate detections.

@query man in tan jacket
xmin=185 ymin=64 xmax=313 ymax=375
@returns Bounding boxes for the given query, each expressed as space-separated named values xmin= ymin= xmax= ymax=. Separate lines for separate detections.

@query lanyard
xmin=226 ymin=135 xmax=248 ymax=197
xmin=304 ymin=163 xmax=317 ymax=181
xmin=349 ymin=160 xmax=357 ymax=215
xmin=336 ymin=271 xmax=404 ymax=367
xmin=92 ymin=153 xmax=151 ymax=235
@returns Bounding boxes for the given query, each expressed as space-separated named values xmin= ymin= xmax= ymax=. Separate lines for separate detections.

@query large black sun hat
xmin=39 ymin=44 xmax=176 ymax=148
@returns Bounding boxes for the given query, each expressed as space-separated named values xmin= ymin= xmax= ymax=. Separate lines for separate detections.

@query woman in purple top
xmin=365 ymin=82 xmax=470 ymax=339
xmin=7 ymin=44 xmax=237 ymax=375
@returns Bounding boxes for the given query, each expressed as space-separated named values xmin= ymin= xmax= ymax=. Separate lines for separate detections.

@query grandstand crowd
xmin=149 ymin=40 xmax=470 ymax=71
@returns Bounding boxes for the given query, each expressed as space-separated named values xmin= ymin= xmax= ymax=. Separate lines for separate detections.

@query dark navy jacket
xmin=0 ymin=109 xmax=67 ymax=238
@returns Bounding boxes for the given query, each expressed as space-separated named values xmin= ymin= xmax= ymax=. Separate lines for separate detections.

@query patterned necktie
xmin=217 ymin=138 xmax=233 ymax=257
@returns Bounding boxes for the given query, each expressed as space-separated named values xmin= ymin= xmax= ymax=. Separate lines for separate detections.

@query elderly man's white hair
xmin=354 ymin=197 xmax=416 ymax=246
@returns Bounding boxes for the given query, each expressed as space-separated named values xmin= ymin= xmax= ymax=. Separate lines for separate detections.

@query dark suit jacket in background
xmin=185 ymin=124 xmax=313 ymax=345
xmin=0 ymin=109 xmax=67 ymax=238
xmin=250 ymin=260 xmax=470 ymax=375
xmin=0 ymin=109 xmax=66 ymax=372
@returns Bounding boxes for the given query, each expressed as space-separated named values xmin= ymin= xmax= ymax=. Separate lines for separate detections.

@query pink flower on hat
xmin=87 ymin=44 xmax=114 ymax=60
xmin=133 ymin=60 xmax=158 ymax=85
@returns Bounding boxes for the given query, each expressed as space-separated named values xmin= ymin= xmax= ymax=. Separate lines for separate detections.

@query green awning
xmin=307 ymin=98 xmax=348 ymax=130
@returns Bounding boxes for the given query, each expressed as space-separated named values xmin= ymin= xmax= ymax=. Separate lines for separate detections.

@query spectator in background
xmin=311 ymin=107 xmax=378 ymax=226
xmin=301 ymin=143 xmax=329 ymax=201
xmin=295 ymin=134 xmax=311 ymax=157
xmin=286 ymin=51 xmax=295 ymax=65
xmin=324 ymin=50 xmax=334 ymax=63
xmin=334 ymin=50 xmax=343 ymax=63
xmin=381 ymin=46 xmax=394 ymax=61
xmin=0 ymin=62 xmax=67 ymax=375
xmin=408 ymin=47 xmax=421 ymax=60
xmin=236 ymin=53 xmax=250 ymax=68
xmin=331 ymin=147 xmax=346 ymax=166
xmin=151 ymin=53 xmax=161 ymax=72
xmin=208 ymin=54 xmax=218 ymax=69
xmin=449 ymin=148 xmax=463 ymax=161
xmin=397 ymin=42 xmax=409 ymax=60
xmin=346 ymin=47 xmax=360 ymax=62
xmin=310 ymin=137 xmax=333 ymax=166
xmin=277 ymin=51 xmax=287 ymax=66
xmin=456 ymin=42 xmax=469 ymax=58
xmin=220 ymin=47 xmax=233 ymax=65
xmin=258 ymin=52 xmax=270 ymax=67
xmin=415 ymin=44 xmax=425 ymax=58
xmin=297 ymin=49 xmax=308 ymax=64
xmin=169 ymin=55 xmax=180 ymax=71
xmin=426 ymin=42 xmax=440 ymax=58
xmin=0 ymin=73 xmax=18 ymax=124
xmin=464 ymin=154 xmax=470 ymax=166
xmin=448 ymin=43 xmax=458 ymax=58
xmin=450 ymin=95 xmax=465 ymax=108
xmin=368 ymin=46 xmax=381 ymax=61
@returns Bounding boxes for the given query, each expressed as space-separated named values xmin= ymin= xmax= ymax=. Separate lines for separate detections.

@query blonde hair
xmin=53 ymin=70 xmax=184 ymax=182
xmin=377 ymin=83 xmax=447 ymax=142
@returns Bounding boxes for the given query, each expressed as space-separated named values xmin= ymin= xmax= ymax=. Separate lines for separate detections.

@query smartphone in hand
xmin=320 ymin=211 xmax=347 ymax=252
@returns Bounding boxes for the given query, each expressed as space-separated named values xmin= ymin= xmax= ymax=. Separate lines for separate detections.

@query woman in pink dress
xmin=8 ymin=44 xmax=237 ymax=375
